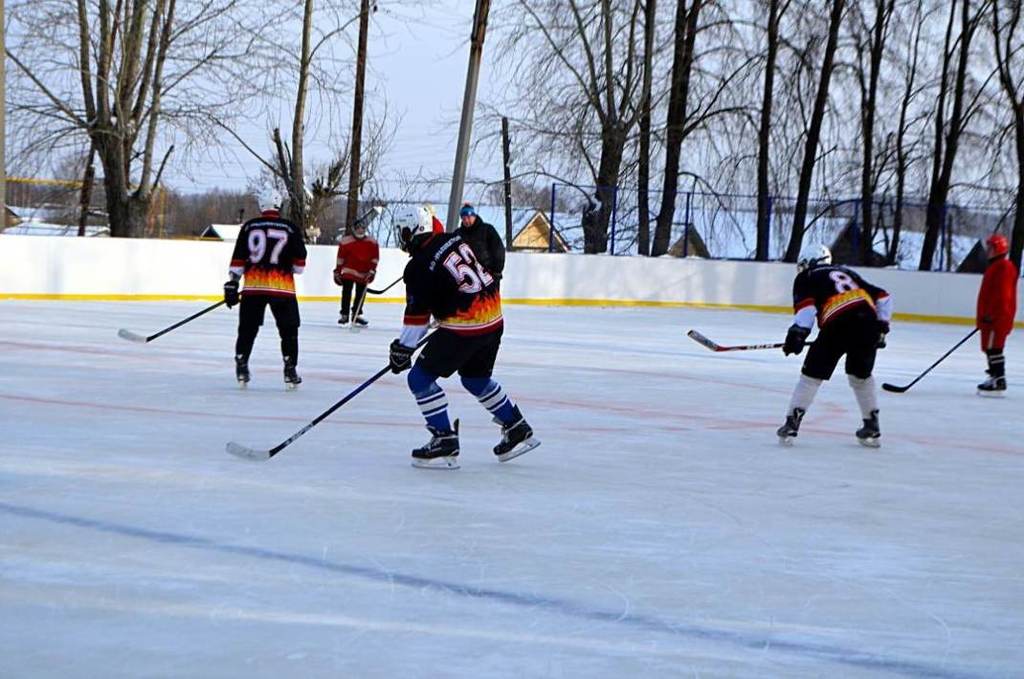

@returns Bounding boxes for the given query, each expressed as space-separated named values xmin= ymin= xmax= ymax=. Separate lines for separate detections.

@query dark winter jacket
xmin=457 ymin=217 xmax=506 ymax=277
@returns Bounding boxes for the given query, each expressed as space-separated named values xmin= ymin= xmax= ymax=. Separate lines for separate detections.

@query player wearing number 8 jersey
xmin=224 ymin=191 xmax=308 ymax=389
xmin=776 ymin=245 xmax=893 ymax=447
xmin=387 ymin=206 xmax=539 ymax=469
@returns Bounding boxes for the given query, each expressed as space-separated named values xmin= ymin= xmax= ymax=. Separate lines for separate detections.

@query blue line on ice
xmin=0 ymin=501 xmax=982 ymax=679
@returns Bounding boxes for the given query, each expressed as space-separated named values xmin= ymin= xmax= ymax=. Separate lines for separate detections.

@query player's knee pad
xmin=408 ymin=363 xmax=439 ymax=394
xmin=459 ymin=376 xmax=492 ymax=396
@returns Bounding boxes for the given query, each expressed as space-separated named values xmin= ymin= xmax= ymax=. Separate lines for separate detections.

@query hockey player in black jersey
xmin=387 ymin=206 xmax=538 ymax=469
xmin=225 ymin=191 xmax=307 ymax=389
xmin=777 ymin=245 xmax=893 ymax=447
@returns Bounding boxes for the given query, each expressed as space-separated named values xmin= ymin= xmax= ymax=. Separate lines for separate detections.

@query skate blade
xmin=977 ymin=390 xmax=1006 ymax=398
xmin=237 ymin=380 xmax=249 ymax=390
xmin=857 ymin=436 xmax=881 ymax=449
xmin=285 ymin=382 xmax=300 ymax=391
xmin=496 ymin=438 xmax=540 ymax=463
xmin=777 ymin=435 xmax=795 ymax=447
xmin=411 ymin=456 xmax=460 ymax=470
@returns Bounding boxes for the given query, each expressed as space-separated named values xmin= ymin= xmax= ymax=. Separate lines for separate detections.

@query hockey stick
xmin=349 ymin=284 xmax=369 ymax=332
xmin=366 ymin=276 xmax=402 ymax=295
xmin=687 ymin=329 xmax=811 ymax=352
xmin=882 ymin=328 xmax=978 ymax=393
xmin=226 ymin=332 xmax=434 ymax=461
xmin=118 ymin=300 xmax=226 ymax=344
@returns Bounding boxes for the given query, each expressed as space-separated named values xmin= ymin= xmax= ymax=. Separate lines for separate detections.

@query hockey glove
xmin=333 ymin=268 xmax=344 ymax=286
xmin=366 ymin=270 xmax=376 ymax=284
xmin=783 ymin=324 xmax=810 ymax=356
xmin=876 ymin=320 xmax=890 ymax=349
xmin=389 ymin=339 xmax=414 ymax=374
xmin=223 ymin=279 xmax=240 ymax=308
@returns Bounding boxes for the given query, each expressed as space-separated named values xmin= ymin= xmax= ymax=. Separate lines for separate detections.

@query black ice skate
xmin=411 ymin=421 xmax=460 ymax=469
xmin=776 ymin=407 xmax=805 ymax=445
xmin=353 ymin=315 xmax=369 ymax=328
xmin=493 ymin=406 xmax=540 ymax=462
xmin=855 ymin=409 xmax=881 ymax=448
xmin=977 ymin=375 xmax=1007 ymax=397
xmin=338 ymin=312 xmax=350 ymax=326
xmin=235 ymin=355 xmax=251 ymax=388
xmin=283 ymin=357 xmax=302 ymax=390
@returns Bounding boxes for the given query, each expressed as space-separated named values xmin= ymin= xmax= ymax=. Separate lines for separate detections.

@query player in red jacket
xmin=976 ymin=233 xmax=1018 ymax=395
xmin=333 ymin=221 xmax=380 ymax=327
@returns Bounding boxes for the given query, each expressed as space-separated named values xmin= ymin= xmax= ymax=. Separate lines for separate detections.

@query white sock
xmin=848 ymin=375 xmax=878 ymax=418
xmin=787 ymin=374 xmax=822 ymax=414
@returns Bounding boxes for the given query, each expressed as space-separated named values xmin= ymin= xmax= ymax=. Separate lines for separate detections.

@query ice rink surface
xmin=1 ymin=300 xmax=1021 ymax=678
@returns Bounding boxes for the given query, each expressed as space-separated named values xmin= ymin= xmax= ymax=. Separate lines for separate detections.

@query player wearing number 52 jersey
xmin=224 ymin=191 xmax=307 ymax=389
xmin=777 ymin=245 xmax=893 ymax=448
xmin=387 ymin=206 xmax=539 ymax=469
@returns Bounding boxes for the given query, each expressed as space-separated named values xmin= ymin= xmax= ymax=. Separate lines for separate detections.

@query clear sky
xmin=167 ymin=0 xmax=500 ymax=203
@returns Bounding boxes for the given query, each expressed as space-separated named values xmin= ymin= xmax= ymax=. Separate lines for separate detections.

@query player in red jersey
xmin=333 ymin=220 xmax=379 ymax=327
xmin=224 ymin=191 xmax=307 ymax=388
xmin=386 ymin=206 xmax=539 ymax=469
xmin=976 ymin=233 xmax=1018 ymax=395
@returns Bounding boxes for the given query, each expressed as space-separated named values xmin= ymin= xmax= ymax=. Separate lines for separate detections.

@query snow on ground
xmin=0 ymin=300 xmax=1021 ymax=678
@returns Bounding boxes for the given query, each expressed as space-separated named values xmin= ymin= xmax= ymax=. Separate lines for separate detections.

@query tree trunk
xmin=587 ymin=133 xmax=625 ymax=254
xmin=1012 ymin=101 xmax=1024 ymax=270
xmin=783 ymin=0 xmax=845 ymax=263
xmin=756 ymin=0 xmax=783 ymax=261
xmin=858 ymin=0 xmax=893 ymax=266
xmin=652 ymin=0 xmax=703 ymax=257
xmin=637 ymin=0 xmax=656 ymax=257
xmin=919 ymin=0 xmax=978 ymax=271
xmin=346 ymin=0 xmax=371 ymax=233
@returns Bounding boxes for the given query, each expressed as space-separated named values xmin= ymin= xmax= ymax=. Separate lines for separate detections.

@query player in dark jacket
xmin=456 ymin=203 xmax=505 ymax=279
xmin=976 ymin=233 xmax=1018 ymax=395
xmin=777 ymin=245 xmax=893 ymax=447
xmin=224 ymin=191 xmax=307 ymax=389
xmin=387 ymin=206 xmax=538 ymax=469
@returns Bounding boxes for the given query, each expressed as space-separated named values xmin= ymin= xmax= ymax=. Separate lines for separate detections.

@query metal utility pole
xmin=1 ymin=0 xmax=6 ymax=226
xmin=500 ymin=116 xmax=513 ymax=245
xmin=446 ymin=0 xmax=490 ymax=232
xmin=345 ymin=0 xmax=371 ymax=231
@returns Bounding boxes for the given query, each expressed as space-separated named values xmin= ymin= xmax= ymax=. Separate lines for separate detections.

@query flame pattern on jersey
xmin=242 ymin=266 xmax=301 ymax=297
xmin=438 ymin=289 xmax=503 ymax=335
xmin=819 ymin=288 xmax=875 ymax=324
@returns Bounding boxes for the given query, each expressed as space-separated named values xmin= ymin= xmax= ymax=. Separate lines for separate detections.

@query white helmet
xmin=258 ymin=189 xmax=284 ymax=213
xmin=393 ymin=205 xmax=437 ymax=250
xmin=797 ymin=244 xmax=832 ymax=272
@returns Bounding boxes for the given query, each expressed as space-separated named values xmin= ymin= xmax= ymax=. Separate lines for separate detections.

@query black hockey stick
xmin=118 ymin=300 xmax=226 ymax=344
xmin=366 ymin=276 xmax=402 ymax=295
xmin=226 ymin=332 xmax=434 ymax=461
xmin=882 ymin=328 xmax=978 ymax=393
xmin=687 ymin=329 xmax=812 ymax=352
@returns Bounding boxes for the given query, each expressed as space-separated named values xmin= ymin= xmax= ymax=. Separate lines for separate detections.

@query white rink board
xmin=0 ymin=300 xmax=1021 ymax=678
xmin=1 ymin=234 xmax=1019 ymax=323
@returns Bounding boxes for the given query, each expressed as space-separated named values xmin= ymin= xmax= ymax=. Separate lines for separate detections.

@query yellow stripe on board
xmin=1 ymin=292 xmax=1020 ymax=328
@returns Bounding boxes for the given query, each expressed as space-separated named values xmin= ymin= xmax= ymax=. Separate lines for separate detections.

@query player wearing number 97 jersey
xmin=225 ymin=192 xmax=308 ymax=389
xmin=387 ymin=206 xmax=539 ymax=470
xmin=776 ymin=244 xmax=893 ymax=448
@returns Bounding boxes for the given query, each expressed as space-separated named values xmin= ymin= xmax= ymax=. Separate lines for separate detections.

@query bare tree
xmin=783 ymin=0 xmax=846 ymax=262
xmin=636 ymin=0 xmax=656 ymax=256
xmin=6 ymin=0 xmax=285 ymax=237
xmin=991 ymin=0 xmax=1024 ymax=269
xmin=918 ymin=0 xmax=990 ymax=270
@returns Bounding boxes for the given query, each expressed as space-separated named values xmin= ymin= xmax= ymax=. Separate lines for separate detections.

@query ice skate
xmin=337 ymin=312 xmax=349 ymax=326
xmin=235 ymin=355 xmax=250 ymax=388
xmin=776 ymin=408 xmax=805 ymax=446
xmin=977 ymin=375 xmax=1007 ymax=397
xmin=855 ymin=409 xmax=881 ymax=448
xmin=283 ymin=357 xmax=302 ymax=390
xmin=493 ymin=407 xmax=539 ymax=462
xmin=411 ymin=421 xmax=460 ymax=469
xmin=353 ymin=315 xmax=369 ymax=328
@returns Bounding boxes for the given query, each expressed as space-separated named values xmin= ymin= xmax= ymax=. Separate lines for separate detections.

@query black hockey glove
xmin=223 ymin=279 xmax=240 ymax=308
xmin=876 ymin=320 xmax=890 ymax=349
xmin=389 ymin=339 xmax=414 ymax=374
xmin=783 ymin=324 xmax=810 ymax=356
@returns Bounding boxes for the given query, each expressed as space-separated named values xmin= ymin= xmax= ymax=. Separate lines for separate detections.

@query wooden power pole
xmin=501 ymin=116 xmax=513 ymax=245
xmin=345 ymin=0 xmax=371 ymax=231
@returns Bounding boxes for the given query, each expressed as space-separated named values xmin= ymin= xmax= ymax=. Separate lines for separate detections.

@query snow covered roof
xmin=1 ymin=219 xmax=109 ymax=237
xmin=200 ymin=223 xmax=242 ymax=241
